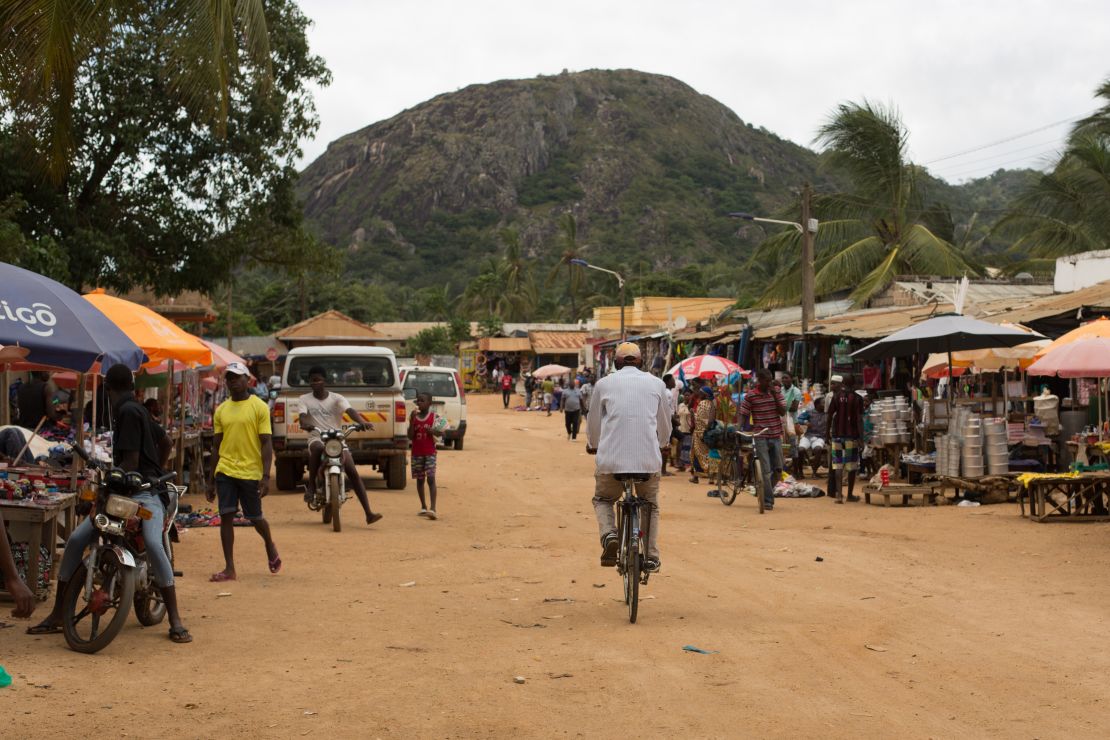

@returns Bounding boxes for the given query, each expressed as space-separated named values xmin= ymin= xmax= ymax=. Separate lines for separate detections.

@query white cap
xmin=225 ymin=362 xmax=250 ymax=376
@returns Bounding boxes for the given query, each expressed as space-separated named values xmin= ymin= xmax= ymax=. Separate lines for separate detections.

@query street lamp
xmin=569 ymin=258 xmax=626 ymax=340
xmin=729 ymin=191 xmax=819 ymax=335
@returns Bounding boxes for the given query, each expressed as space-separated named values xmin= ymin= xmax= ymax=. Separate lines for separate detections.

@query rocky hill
xmin=297 ymin=69 xmax=1035 ymax=298
xmin=296 ymin=69 xmax=843 ymax=291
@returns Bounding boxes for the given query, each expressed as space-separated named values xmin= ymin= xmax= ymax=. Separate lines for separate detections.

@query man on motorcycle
xmin=27 ymin=364 xmax=192 ymax=643
xmin=299 ymin=367 xmax=384 ymax=525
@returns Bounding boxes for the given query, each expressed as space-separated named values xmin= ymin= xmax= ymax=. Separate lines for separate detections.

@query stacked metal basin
xmin=874 ymin=397 xmax=912 ymax=446
xmin=983 ymin=417 xmax=1009 ymax=474
xmin=934 ymin=434 xmax=961 ymax=476
xmin=961 ymin=414 xmax=984 ymax=476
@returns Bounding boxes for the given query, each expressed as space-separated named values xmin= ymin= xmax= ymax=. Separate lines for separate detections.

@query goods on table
xmin=934 ymin=435 xmax=961 ymax=477
xmin=984 ymin=417 xmax=1009 ymax=474
xmin=870 ymin=397 xmax=912 ymax=446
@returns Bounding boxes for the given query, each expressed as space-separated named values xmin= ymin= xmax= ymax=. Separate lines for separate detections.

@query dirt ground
xmin=3 ymin=393 xmax=1110 ymax=738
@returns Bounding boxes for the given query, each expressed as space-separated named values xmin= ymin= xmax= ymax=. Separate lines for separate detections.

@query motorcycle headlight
xmin=324 ymin=439 xmax=344 ymax=457
xmin=105 ymin=494 xmax=140 ymax=519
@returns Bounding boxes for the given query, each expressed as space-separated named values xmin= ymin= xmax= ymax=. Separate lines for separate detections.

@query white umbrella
xmin=533 ymin=364 xmax=572 ymax=379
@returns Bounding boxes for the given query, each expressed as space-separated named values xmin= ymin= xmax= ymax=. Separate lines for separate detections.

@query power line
xmin=923 ymin=112 xmax=1090 ymax=165
xmin=940 ymin=148 xmax=1060 ymax=180
xmin=928 ymin=138 xmax=1065 ymax=173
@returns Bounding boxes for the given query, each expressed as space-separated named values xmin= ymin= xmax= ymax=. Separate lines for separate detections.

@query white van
xmin=399 ymin=366 xmax=467 ymax=450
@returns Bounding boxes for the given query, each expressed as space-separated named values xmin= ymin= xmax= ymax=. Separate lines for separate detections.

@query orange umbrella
xmin=1034 ymin=316 xmax=1110 ymax=359
xmin=83 ymin=289 xmax=212 ymax=366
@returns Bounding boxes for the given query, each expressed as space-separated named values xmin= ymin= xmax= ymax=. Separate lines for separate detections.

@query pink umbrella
xmin=667 ymin=355 xmax=747 ymax=380
xmin=1026 ymin=337 xmax=1110 ymax=378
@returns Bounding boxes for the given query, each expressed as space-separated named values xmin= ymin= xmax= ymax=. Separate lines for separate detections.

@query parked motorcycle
xmin=305 ymin=425 xmax=359 ymax=532
xmin=64 ymin=445 xmax=184 ymax=653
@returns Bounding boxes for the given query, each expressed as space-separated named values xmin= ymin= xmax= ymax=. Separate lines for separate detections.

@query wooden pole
xmin=71 ymin=372 xmax=86 ymax=489
xmin=1 ymin=365 xmax=9 ymax=425
xmin=176 ymin=368 xmax=187 ymax=485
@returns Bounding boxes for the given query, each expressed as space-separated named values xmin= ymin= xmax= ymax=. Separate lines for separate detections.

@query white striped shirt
xmin=586 ymin=365 xmax=672 ymax=474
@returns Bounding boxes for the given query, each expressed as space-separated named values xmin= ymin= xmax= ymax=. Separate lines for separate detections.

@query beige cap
xmin=830 ymin=374 xmax=844 ymax=383
xmin=615 ymin=341 xmax=641 ymax=359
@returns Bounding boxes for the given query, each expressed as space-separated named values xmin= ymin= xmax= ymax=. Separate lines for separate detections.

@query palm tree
xmin=996 ymin=79 xmax=1110 ymax=270
xmin=755 ymin=101 xmax=975 ymax=307
xmin=499 ymin=227 xmax=539 ymax=319
xmin=0 ymin=0 xmax=272 ymax=181
xmin=548 ymin=214 xmax=585 ymax=320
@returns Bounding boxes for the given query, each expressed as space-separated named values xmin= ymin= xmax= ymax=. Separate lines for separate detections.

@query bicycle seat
xmin=613 ymin=473 xmax=652 ymax=482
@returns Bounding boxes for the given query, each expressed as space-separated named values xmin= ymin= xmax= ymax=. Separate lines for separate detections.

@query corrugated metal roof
xmin=276 ymin=310 xmax=381 ymax=340
xmin=982 ymin=280 xmax=1110 ymax=324
xmin=894 ymin=281 xmax=1053 ymax=305
xmin=529 ymin=330 xmax=589 ymax=354
xmin=209 ymin=335 xmax=285 ymax=358
xmin=479 ymin=337 xmax=533 ymax=352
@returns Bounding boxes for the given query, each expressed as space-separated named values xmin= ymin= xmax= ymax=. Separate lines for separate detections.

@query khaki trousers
xmin=593 ymin=472 xmax=660 ymax=560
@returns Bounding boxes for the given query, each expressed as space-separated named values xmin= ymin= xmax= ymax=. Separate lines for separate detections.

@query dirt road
xmin=3 ymin=393 xmax=1109 ymax=738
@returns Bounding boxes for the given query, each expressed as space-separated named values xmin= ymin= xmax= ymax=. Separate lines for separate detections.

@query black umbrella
xmin=852 ymin=314 xmax=1037 ymax=362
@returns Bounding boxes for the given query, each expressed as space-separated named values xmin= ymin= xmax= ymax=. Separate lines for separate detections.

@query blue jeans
xmin=754 ymin=438 xmax=784 ymax=508
xmin=59 ymin=492 xmax=174 ymax=588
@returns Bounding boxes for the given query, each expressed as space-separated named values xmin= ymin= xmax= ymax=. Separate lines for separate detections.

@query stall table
xmin=864 ymin=481 xmax=940 ymax=507
xmin=873 ymin=442 xmax=909 ymax=480
xmin=1 ymin=493 xmax=78 ymax=601
xmin=1018 ymin=473 xmax=1110 ymax=522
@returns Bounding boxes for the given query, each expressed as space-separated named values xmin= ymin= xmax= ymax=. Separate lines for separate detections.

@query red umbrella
xmin=1026 ymin=337 xmax=1110 ymax=378
xmin=668 ymin=354 xmax=746 ymax=381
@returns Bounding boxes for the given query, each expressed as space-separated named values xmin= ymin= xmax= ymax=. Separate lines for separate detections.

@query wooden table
xmin=864 ymin=482 xmax=940 ymax=507
xmin=1018 ymin=473 xmax=1110 ymax=522
xmin=1 ymin=493 xmax=78 ymax=601
xmin=874 ymin=442 xmax=909 ymax=480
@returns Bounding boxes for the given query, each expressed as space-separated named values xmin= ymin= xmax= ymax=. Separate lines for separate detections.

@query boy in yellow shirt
xmin=207 ymin=363 xmax=281 ymax=580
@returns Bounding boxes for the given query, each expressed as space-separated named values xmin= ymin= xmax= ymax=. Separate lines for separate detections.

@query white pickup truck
xmin=271 ymin=346 xmax=410 ymax=491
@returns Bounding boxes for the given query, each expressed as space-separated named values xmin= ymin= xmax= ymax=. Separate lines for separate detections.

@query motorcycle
xmin=64 ymin=445 xmax=184 ymax=653
xmin=305 ymin=424 xmax=359 ymax=532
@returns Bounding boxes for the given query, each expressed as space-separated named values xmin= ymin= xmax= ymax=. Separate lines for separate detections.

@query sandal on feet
xmin=418 ymin=509 xmax=430 ymax=517
xmin=426 ymin=510 xmax=438 ymax=520
xmin=26 ymin=621 xmax=63 ymax=635
xmin=169 ymin=626 xmax=193 ymax=644
xmin=268 ymin=554 xmax=282 ymax=574
xmin=209 ymin=571 xmax=236 ymax=582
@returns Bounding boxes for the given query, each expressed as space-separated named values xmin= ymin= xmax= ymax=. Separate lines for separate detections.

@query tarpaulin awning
xmin=479 ymin=337 xmax=533 ymax=352
xmin=529 ymin=330 xmax=589 ymax=355
xmin=0 ymin=262 xmax=145 ymax=372
xmin=84 ymin=289 xmax=212 ymax=367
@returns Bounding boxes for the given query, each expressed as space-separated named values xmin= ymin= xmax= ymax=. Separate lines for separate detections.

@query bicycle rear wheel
xmin=624 ymin=508 xmax=640 ymax=623
xmin=718 ymin=451 xmax=739 ymax=505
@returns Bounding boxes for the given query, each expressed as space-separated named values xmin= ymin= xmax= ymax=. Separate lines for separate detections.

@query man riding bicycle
xmin=585 ymin=343 xmax=672 ymax=572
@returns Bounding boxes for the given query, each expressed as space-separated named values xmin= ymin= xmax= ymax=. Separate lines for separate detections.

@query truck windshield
xmin=286 ymin=356 xmax=395 ymax=389
xmin=403 ymin=371 xmax=457 ymax=398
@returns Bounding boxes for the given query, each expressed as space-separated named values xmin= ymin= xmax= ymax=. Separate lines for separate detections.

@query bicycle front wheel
xmin=624 ymin=510 xmax=640 ymax=623
xmin=753 ymin=455 xmax=766 ymax=514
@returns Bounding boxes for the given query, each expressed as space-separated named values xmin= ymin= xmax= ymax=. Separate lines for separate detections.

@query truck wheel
xmin=387 ymin=455 xmax=407 ymax=490
xmin=453 ymin=436 xmax=464 ymax=451
xmin=275 ymin=458 xmax=303 ymax=491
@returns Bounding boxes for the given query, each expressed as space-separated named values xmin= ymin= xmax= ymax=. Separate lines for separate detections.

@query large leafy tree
xmin=996 ymin=79 xmax=1110 ymax=274
xmin=0 ymin=0 xmax=331 ymax=293
xmin=549 ymin=214 xmax=585 ymax=320
xmin=0 ymin=0 xmax=271 ymax=181
xmin=755 ymin=101 xmax=974 ymax=307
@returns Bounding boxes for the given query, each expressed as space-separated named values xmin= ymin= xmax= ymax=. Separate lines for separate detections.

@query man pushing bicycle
xmin=585 ymin=342 xmax=672 ymax=572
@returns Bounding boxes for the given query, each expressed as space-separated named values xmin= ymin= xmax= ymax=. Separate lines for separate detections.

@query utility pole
xmin=227 ymin=281 xmax=233 ymax=353
xmin=619 ymin=280 xmax=626 ymax=341
xmin=800 ymin=182 xmax=815 ymax=336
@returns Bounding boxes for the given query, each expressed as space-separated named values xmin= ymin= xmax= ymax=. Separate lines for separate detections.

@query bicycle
xmin=717 ymin=428 xmax=771 ymax=513
xmin=613 ymin=472 xmax=654 ymax=624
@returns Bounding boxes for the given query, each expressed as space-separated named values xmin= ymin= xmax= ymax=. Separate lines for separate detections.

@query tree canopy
xmin=0 ymin=0 xmax=332 ymax=293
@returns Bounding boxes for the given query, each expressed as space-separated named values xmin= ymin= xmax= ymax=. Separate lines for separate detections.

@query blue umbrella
xmin=0 ymin=262 xmax=145 ymax=372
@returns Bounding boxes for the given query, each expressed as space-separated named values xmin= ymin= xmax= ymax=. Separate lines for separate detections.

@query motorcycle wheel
xmin=134 ymin=540 xmax=170 ymax=626
xmin=329 ymin=472 xmax=342 ymax=532
xmin=62 ymin=550 xmax=137 ymax=654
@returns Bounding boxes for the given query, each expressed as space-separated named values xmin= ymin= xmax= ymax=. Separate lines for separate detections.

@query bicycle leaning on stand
xmin=714 ymin=427 xmax=771 ymax=513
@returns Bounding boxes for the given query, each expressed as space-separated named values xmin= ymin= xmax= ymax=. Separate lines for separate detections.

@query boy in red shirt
xmin=408 ymin=392 xmax=444 ymax=519
xmin=501 ymin=372 xmax=514 ymax=408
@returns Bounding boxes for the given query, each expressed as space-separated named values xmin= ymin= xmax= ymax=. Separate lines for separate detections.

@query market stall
xmin=852 ymin=315 xmax=1038 ymax=503
xmin=1 ymin=262 xmax=145 ymax=602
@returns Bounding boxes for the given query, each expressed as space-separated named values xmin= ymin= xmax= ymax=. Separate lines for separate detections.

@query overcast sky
xmin=297 ymin=0 xmax=1110 ymax=183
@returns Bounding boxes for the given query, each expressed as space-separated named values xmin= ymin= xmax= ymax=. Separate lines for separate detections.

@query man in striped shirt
xmin=738 ymin=368 xmax=787 ymax=511
xmin=586 ymin=342 xmax=672 ymax=572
